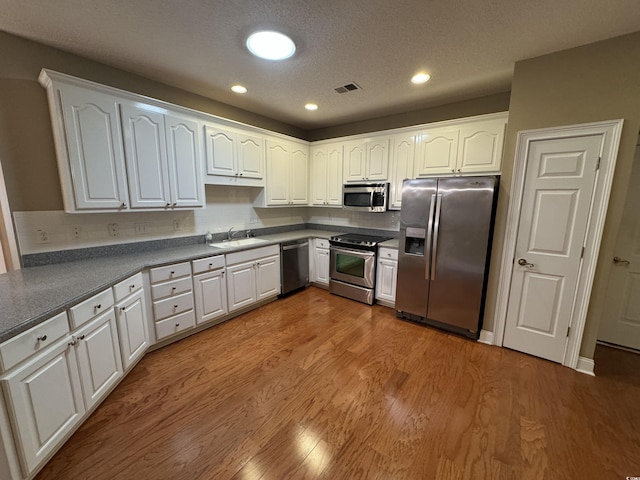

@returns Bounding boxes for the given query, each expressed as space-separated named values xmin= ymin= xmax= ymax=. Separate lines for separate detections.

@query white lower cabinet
xmin=114 ymin=282 xmax=149 ymax=372
xmin=226 ymin=245 xmax=281 ymax=313
xmin=149 ymin=262 xmax=196 ymax=342
xmin=192 ymin=256 xmax=228 ymax=326
xmin=376 ymin=247 xmax=398 ymax=306
xmin=310 ymin=238 xmax=330 ymax=286
xmin=2 ymin=335 xmax=85 ymax=476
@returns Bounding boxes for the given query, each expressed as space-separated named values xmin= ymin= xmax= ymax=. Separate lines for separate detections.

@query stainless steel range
xmin=329 ymin=233 xmax=392 ymax=305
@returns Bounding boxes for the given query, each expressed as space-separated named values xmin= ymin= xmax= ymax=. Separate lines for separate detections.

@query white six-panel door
xmin=503 ymin=134 xmax=603 ymax=362
xmin=598 ymin=145 xmax=640 ymax=350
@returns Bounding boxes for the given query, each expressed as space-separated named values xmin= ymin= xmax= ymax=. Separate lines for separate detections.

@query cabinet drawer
xmin=155 ymin=310 xmax=196 ymax=341
xmin=113 ymin=272 xmax=143 ymax=302
xmin=378 ymin=247 xmax=398 ymax=261
xmin=151 ymin=276 xmax=193 ymax=300
xmin=69 ymin=288 xmax=115 ymax=330
xmin=192 ymin=255 xmax=225 ymax=275
xmin=153 ymin=291 xmax=194 ymax=321
xmin=315 ymin=238 xmax=329 ymax=249
xmin=0 ymin=312 xmax=70 ymax=372
xmin=226 ymin=244 xmax=279 ymax=266
xmin=149 ymin=262 xmax=191 ymax=284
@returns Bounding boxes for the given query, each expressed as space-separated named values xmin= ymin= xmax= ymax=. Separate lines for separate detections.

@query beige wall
xmin=307 ymin=92 xmax=511 ymax=141
xmin=0 ymin=32 xmax=305 ymax=213
xmin=482 ymin=31 xmax=640 ymax=359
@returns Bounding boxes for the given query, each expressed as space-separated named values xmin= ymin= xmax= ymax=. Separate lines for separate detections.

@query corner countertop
xmin=0 ymin=229 xmax=340 ymax=343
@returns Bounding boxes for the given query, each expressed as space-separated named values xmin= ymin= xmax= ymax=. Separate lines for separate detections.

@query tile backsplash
xmin=14 ymin=185 xmax=400 ymax=256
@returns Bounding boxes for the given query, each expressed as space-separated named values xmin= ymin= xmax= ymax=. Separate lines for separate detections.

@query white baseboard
xmin=576 ymin=356 xmax=595 ymax=376
xmin=478 ymin=330 xmax=494 ymax=345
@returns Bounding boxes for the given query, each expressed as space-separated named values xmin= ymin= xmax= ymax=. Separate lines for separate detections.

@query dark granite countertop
xmin=0 ymin=229 xmax=338 ymax=343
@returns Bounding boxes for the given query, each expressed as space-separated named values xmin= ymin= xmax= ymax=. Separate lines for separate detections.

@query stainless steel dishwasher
xmin=280 ymin=239 xmax=309 ymax=294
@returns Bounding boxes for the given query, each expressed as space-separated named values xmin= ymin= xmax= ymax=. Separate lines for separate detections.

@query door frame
xmin=493 ymin=119 xmax=623 ymax=369
xmin=0 ymin=158 xmax=19 ymax=271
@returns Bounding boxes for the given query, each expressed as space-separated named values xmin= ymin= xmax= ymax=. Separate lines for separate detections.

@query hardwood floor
xmin=35 ymin=287 xmax=640 ymax=480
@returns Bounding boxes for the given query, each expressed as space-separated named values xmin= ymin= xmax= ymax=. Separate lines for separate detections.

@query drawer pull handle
xmin=174 ymin=304 xmax=178 ymax=309
xmin=37 ymin=335 xmax=47 ymax=342
xmin=130 ymin=284 xmax=135 ymax=289
xmin=170 ymin=271 xmax=175 ymax=276
xmin=95 ymin=304 xmax=102 ymax=310
xmin=209 ymin=263 xmax=213 ymax=267
xmin=175 ymin=323 xmax=180 ymax=327
xmin=172 ymin=286 xmax=177 ymax=291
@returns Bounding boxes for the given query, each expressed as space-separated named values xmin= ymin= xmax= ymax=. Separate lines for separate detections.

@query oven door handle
xmin=330 ymin=246 xmax=376 ymax=258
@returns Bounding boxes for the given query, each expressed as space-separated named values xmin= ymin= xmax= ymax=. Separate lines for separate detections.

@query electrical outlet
xmin=36 ymin=229 xmax=49 ymax=244
xmin=134 ymin=223 xmax=147 ymax=235
xmin=173 ymin=220 xmax=182 ymax=231
xmin=108 ymin=223 xmax=119 ymax=237
xmin=72 ymin=226 xmax=81 ymax=240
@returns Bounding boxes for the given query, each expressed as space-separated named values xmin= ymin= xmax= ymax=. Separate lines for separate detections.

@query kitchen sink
xmin=209 ymin=237 xmax=268 ymax=249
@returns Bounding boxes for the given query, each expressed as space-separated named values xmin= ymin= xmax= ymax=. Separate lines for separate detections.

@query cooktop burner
xmin=330 ymin=233 xmax=393 ymax=249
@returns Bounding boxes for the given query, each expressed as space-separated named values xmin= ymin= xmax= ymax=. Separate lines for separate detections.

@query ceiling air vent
xmin=335 ymin=82 xmax=361 ymax=94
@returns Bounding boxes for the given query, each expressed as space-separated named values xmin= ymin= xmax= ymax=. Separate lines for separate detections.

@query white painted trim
xmin=478 ymin=330 xmax=494 ymax=345
xmin=493 ymin=120 xmax=624 ymax=371
xmin=0 ymin=160 xmax=19 ymax=271
xmin=576 ymin=356 xmax=596 ymax=376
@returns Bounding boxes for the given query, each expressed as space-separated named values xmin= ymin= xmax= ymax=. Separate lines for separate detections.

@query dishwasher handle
xmin=282 ymin=241 xmax=309 ymax=251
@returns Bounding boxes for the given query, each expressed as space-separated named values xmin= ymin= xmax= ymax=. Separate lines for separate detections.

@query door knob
xmin=518 ymin=258 xmax=534 ymax=268
xmin=613 ymin=256 xmax=630 ymax=266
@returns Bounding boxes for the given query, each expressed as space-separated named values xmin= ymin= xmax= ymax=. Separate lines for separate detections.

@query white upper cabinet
xmin=390 ymin=133 xmax=416 ymax=210
xmin=457 ymin=118 xmax=506 ymax=173
xmin=414 ymin=115 xmax=507 ymax=177
xmin=39 ymin=70 xmax=204 ymax=212
xmin=121 ymin=102 xmax=204 ymax=209
xmin=55 ymin=83 xmax=129 ymax=211
xmin=204 ymin=124 xmax=265 ymax=186
xmin=343 ymin=138 xmax=390 ymax=182
xmin=309 ymin=143 xmax=343 ymax=206
xmin=258 ymin=138 xmax=308 ymax=206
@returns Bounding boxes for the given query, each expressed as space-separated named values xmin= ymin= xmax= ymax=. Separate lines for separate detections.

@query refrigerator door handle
xmin=431 ymin=194 xmax=443 ymax=280
xmin=425 ymin=194 xmax=436 ymax=280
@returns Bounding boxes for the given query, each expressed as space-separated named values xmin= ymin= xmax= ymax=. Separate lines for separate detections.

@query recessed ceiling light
xmin=305 ymin=103 xmax=318 ymax=111
xmin=246 ymin=31 xmax=296 ymax=61
xmin=411 ymin=73 xmax=431 ymax=84
xmin=231 ymin=85 xmax=247 ymax=94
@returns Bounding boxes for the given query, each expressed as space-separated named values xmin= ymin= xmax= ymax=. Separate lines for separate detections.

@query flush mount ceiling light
xmin=246 ymin=31 xmax=296 ymax=60
xmin=411 ymin=72 xmax=431 ymax=84
xmin=304 ymin=103 xmax=318 ymax=111
xmin=231 ymin=85 xmax=247 ymax=93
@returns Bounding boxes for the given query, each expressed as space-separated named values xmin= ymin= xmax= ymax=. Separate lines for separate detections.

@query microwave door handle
xmin=431 ymin=194 xmax=443 ymax=280
xmin=425 ymin=194 xmax=436 ymax=280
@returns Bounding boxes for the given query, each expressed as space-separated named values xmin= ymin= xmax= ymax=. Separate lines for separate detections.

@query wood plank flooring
xmin=34 ymin=287 xmax=640 ymax=480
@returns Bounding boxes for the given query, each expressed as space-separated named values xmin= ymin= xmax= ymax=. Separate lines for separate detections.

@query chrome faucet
xmin=227 ymin=226 xmax=241 ymax=241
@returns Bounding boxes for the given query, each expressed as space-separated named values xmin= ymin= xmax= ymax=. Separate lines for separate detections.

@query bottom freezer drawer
xmin=329 ymin=279 xmax=374 ymax=305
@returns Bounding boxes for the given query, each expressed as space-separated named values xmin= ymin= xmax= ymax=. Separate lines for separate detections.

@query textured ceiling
xmin=1 ymin=0 xmax=639 ymax=129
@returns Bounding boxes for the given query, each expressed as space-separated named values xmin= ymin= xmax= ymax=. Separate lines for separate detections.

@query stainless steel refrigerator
xmin=396 ymin=176 xmax=498 ymax=338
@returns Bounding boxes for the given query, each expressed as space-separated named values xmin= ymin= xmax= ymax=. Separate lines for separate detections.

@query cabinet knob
xmin=120 ymin=306 xmax=126 ymax=312
xmin=37 ymin=335 xmax=47 ymax=342
xmin=173 ymin=304 xmax=178 ymax=309
xmin=209 ymin=263 xmax=213 ymax=267
xmin=457 ymin=168 xmax=461 ymax=172
xmin=235 ymin=173 xmax=239 ymax=177
xmin=175 ymin=323 xmax=180 ymax=327
xmin=68 ymin=339 xmax=77 ymax=347
xmin=94 ymin=304 xmax=102 ymax=310
xmin=129 ymin=284 xmax=135 ymax=289
xmin=121 ymin=202 xmax=127 ymax=208
xmin=166 ymin=203 xmax=171 ymax=208
xmin=78 ymin=335 xmax=85 ymax=341
xmin=172 ymin=203 xmax=177 ymax=207
xmin=170 ymin=271 xmax=175 ymax=276
xmin=171 ymin=286 xmax=177 ymax=290
xmin=221 ymin=272 xmax=225 ymax=278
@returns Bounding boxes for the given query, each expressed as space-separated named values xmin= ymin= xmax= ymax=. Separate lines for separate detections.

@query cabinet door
xmin=165 ymin=113 xmax=203 ymax=207
xmin=326 ymin=144 xmax=343 ymax=205
xmin=265 ymin=141 xmax=291 ymax=205
xmin=58 ymin=84 xmax=129 ymax=210
xmin=2 ymin=340 xmax=84 ymax=476
xmin=457 ymin=119 xmax=506 ymax=173
xmin=256 ymin=255 xmax=281 ymax=300
xmin=237 ymin=133 xmax=264 ymax=179
xmin=315 ymin=248 xmax=330 ymax=285
xmin=74 ymin=310 xmax=123 ymax=410
xmin=116 ymin=290 xmax=149 ymax=371
xmin=227 ymin=261 xmax=257 ymax=312
xmin=204 ymin=125 xmax=237 ymax=177
xmin=390 ymin=134 xmax=415 ymax=210
xmin=193 ymin=269 xmax=228 ymax=325
xmin=310 ymin=147 xmax=328 ymax=205
xmin=343 ymin=140 xmax=367 ymax=182
xmin=120 ymin=103 xmax=171 ymax=208
xmin=415 ymin=128 xmax=459 ymax=177
xmin=290 ymin=145 xmax=309 ymax=205
xmin=366 ymin=138 xmax=390 ymax=180
xmin=375 ymin=259 xmax=398 ymax=303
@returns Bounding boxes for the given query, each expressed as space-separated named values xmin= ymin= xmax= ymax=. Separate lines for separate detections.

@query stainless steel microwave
xmin=342 ymin=183 xmax=389 ymax=212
